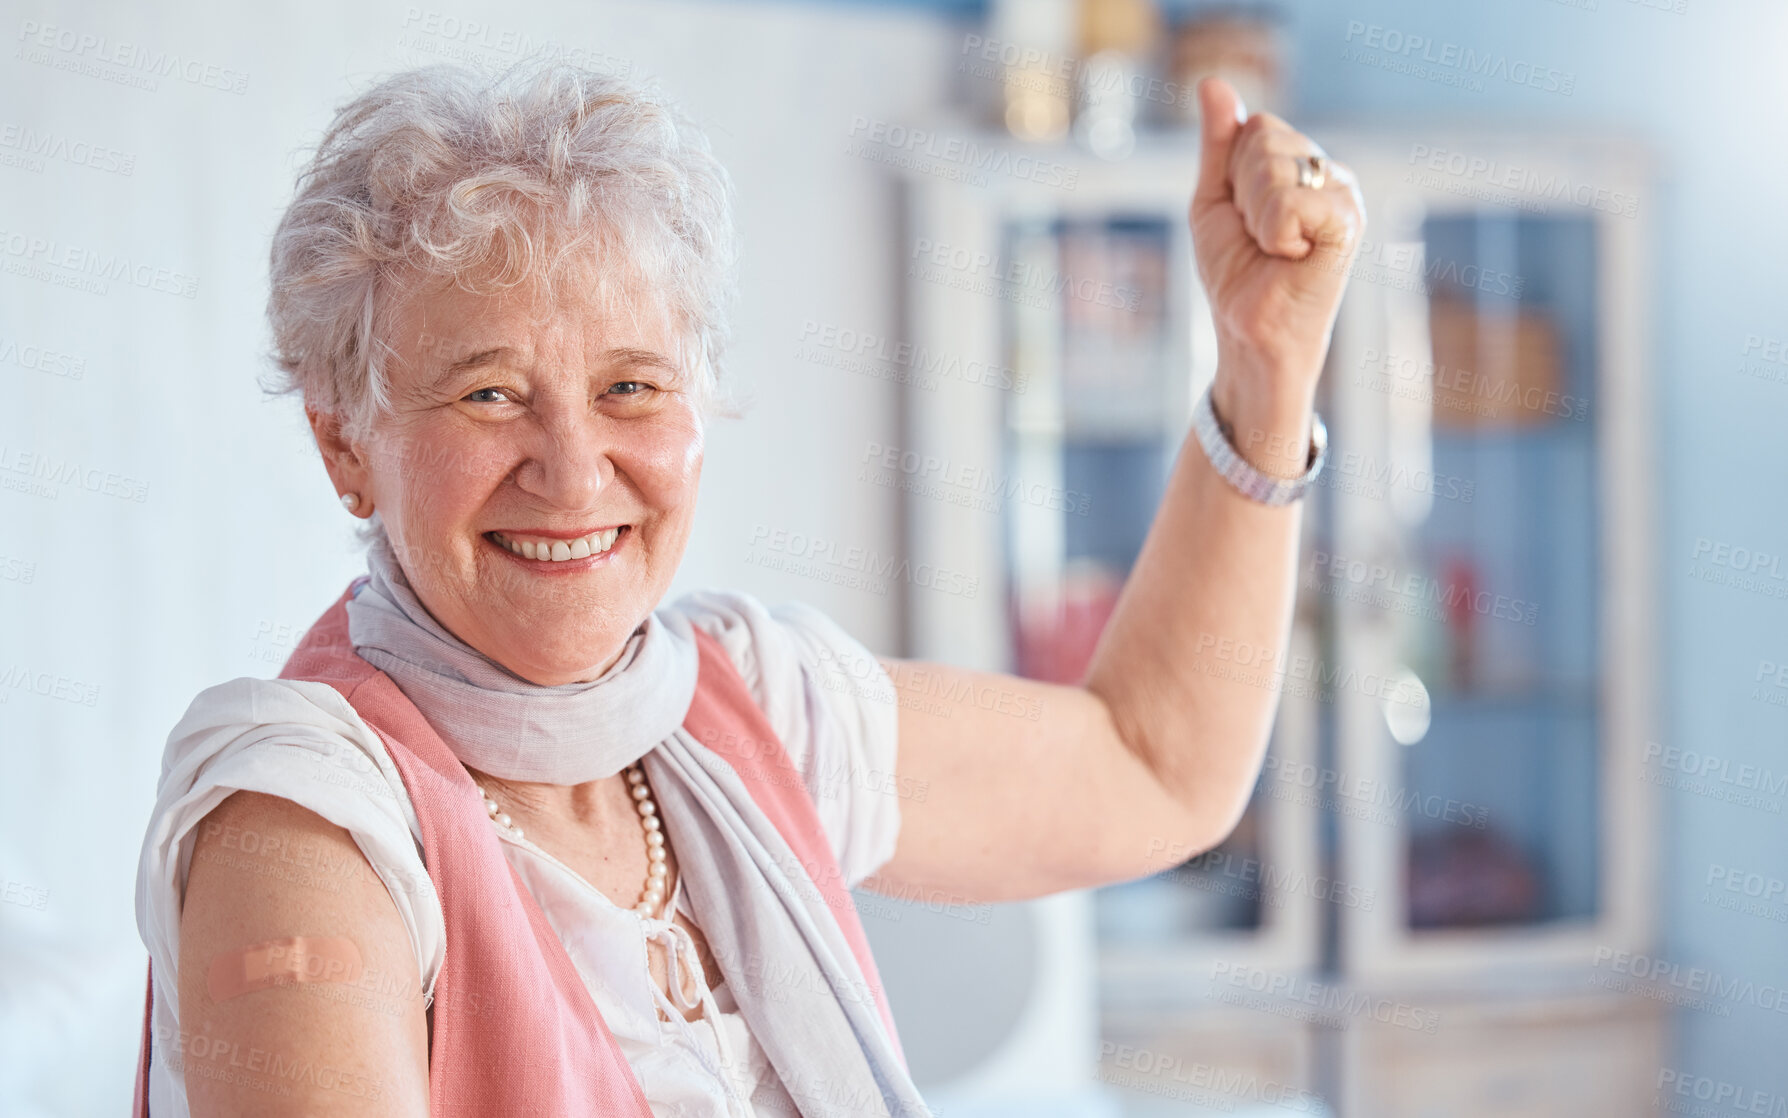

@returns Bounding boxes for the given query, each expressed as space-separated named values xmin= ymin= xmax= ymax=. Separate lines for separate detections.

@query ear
xmin=306 ymin=405 xmax=372 ymax=511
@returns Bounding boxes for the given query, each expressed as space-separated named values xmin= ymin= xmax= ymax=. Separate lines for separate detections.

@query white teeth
xmin=494 ymin=528 xmax=622 ymax=563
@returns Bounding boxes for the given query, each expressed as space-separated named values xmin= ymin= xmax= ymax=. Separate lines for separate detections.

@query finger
xmin=1231 ymin=120 xmax=1324 ymax=211
xmin=1244 ymin=163 xmax=1364 ymax=260
xmin=1306 ymin=161 xmax=1365 ymax=254
xmin=1192 ymin=77 xmax=1247 ymax=210
xmin=1231 ymin=140 xmax=1307 ymax=251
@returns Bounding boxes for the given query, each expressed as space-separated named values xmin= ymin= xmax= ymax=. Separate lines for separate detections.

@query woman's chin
xmin=480 ymin=631 xmax=635 ymax=687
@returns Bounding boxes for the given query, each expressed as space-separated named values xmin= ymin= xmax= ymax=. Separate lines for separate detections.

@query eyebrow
xmin=431 ymin=345 xmax=682 ymax=385
xmin=442 ymin=347 xmax=508 ymax=375
xmin=602 ymin=347 xmax=683 ymax=375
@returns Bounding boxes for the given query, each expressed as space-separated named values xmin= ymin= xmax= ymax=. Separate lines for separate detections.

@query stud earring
xmin=340 ymin=493 xmax=361 ymax=512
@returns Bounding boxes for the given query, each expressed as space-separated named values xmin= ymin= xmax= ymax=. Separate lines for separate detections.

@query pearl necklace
xmin=474 ymin=761 xmax=670 ymax=918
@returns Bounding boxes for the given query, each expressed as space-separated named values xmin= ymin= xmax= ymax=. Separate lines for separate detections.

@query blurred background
xmin=3 ymin=0 xmax=1786 ymax=1114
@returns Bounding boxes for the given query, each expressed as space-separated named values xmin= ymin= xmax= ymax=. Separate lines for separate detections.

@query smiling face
xmin=311 ymin=259 xmax=704 ymax=686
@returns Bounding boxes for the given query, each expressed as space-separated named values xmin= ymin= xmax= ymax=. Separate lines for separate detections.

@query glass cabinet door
xmin=1396 ymin=214 xmax=1602 ymax=932
xmin=1327 ymin=197 xmax=1628 ymax=973
xmin=1004 ymin=214 xmax=1177 ymax=691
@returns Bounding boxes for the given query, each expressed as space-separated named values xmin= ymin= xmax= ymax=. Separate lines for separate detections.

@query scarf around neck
xmin=346 ymin=527 xmax=699 ymax=785
xmin=339 ymin=526 xmax=930 ymax=1117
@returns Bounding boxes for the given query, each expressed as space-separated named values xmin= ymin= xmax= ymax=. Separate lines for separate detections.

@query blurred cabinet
xmin=895 ymin=123 xmax=1659 ymax=1117
xmin=1341 ymin=989 xmax=1665 ymax=1118
xmin=1320 ymin=139 xmax=1657 ymax=976
xmin=1320 ymin=130 xmax=1661 ymax=1118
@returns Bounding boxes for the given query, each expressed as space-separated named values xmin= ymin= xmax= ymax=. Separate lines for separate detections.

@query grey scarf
xmin=347 ymin=529 xmax=928 ymax=1117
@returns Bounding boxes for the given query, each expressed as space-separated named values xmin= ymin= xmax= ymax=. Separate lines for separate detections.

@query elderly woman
xmin=131 ymin=58 xmax=1360 ymax=1118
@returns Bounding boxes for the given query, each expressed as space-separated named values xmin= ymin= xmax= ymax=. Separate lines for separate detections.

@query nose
xmin=512 ymin=406 xmax=612 ymax=510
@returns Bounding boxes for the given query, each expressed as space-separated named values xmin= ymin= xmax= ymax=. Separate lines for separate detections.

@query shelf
xmin=1422 ymin=687 xmax=1598 ymax=713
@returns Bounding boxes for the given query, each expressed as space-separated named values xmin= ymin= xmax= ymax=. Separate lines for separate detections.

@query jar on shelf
xmin=1165 ymin=6 xmax=1288 ymax=129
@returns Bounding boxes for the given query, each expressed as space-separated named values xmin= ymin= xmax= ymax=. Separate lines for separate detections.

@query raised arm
xmin=177 ymin=790 xmax=430 ymax=1116
xmin=868 ymin=77 xmax=1364 ymax=905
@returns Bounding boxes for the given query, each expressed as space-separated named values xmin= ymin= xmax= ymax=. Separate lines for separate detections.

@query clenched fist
xmin=1190 ymin=77 xmax=1365 ymax=477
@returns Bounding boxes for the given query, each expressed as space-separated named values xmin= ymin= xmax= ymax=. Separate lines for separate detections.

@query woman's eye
xmin=608 ymin=381 xmax=650 ymax=397
xmin=465 ymin=387 xmax=509 ymax=403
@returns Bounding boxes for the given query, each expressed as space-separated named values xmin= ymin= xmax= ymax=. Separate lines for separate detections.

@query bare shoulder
xmin=176 ymin=790 xmax=429 ymax=1116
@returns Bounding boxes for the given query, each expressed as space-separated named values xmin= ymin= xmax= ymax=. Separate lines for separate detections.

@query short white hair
xmin=265 ymin=56 xmax=740 ymax=440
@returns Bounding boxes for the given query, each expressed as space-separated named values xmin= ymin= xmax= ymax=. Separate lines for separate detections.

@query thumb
xmin=1192 ymin=77 xmax=1247 ymax=210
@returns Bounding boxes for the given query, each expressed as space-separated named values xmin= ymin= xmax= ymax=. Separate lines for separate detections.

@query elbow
xmin=1087 ymin=685 xmax=1274 ymax=883
xmin=1160 ymin=713 xmax=1277 ymax=855
xmin=1166 ymin=784 xmax=1253 ymax=867
xmin=1129 ymin=739 xmax=1268 ymax=879
xmin=1189 ymin=748 xmax=1269 ymax=860
xmin=1198 ymin=785 xmax=1254 ymax=853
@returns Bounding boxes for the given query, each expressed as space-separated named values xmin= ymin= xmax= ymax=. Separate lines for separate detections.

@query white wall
xmin=0 ymin=2 xmax=958 ymax=1112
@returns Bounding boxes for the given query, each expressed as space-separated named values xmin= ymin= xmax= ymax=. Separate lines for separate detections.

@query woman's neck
xmin=468 ymin=767 xmax=630 ymax=831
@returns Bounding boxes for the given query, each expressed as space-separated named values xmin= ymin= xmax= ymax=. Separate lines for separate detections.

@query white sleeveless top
xmin=134 ymin=589 xmax=903 ymax=1117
